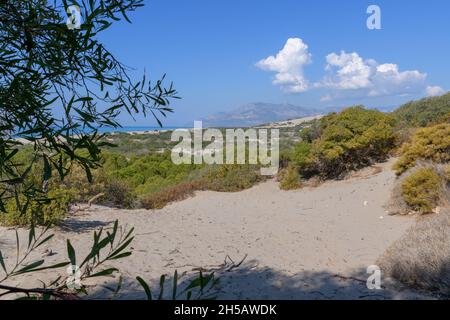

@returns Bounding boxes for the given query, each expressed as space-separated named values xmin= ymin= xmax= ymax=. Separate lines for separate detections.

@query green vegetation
xmin=0 ymin=187 xmax=76 ymax=227
xmin=101 ymin=131 xmax=177 ymax=156
xmin=401 ymin=168 xmax=443 ymax=213
xmin=103 ymin=153 xmax=262 ymax=208
xmin=0 ymin=0 xmax=190 ymax=300
xmin=137 ymin=270 xmax=218 ymax=300
xmin=1 ymin=0 xmax=449 ymax=298
xmin=0 ymin=0 xmax=177 ymax=223
xmin=5 ymin=99 xmax=448 ymax=222
xmin=394 ymin=123 xmax=450 ymax=175
xmin=393 ymin=92 xmax=450 ymax=127
xmin=202 ymin=164 xmax=262 ymax=192
xmin=0 ymin=220 xmax=136 ymax=299
xmin=298 ymin=120 xmax=322 ymax=143
xmin=0 ymin=149 xmax=264 ymax=217
xmin=278 ymin=164 xmax=302 ymax=190
xmin=121 ymin=161 xmax=262 ymax=209
xmin=286 ymin=106 xmax=396 ymax=180
xmin=0 ymin=219 xmax=218 ymax=299
xmin=311 ymin=107 xmax=396 ymax=177
xmin=290 ymin=141 xmax=313 ymax=171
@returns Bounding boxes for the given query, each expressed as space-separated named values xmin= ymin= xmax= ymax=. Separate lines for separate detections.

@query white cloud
xmin=322 ymin=52 xmax=373 ymax=90
xmin=426 ymin=85 xmax=445 ymax=97
xmin=320 ymin=51 xmax=427 ymax=99
xmin=256 ymin=38 xmax=312 ymax=93
xmin=257 ymin=40 xmax=441 ymax=102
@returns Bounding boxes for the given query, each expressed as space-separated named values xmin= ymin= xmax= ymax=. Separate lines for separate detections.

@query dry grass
xmin=378 ymin=208 xmax=450 ymax=297
xmin=387 ymin=162 xmax=450 ymax=215
xmin=346 ymin=164 xmax=384 ymax=179
xmin=141 ymin=165 xmax=265 ymax=209
xmin=278 ymin=165 xmax=302 ymax=190
xmin=141 ymin=180 xmax=205 ymax=209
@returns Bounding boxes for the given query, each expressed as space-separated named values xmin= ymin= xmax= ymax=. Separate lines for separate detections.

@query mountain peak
xmin=201 ymin=102 xmax=323 ymax=128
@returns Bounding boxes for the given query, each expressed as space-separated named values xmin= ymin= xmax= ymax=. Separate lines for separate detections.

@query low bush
xmin=278 ymin=165 xmax=302 ymax=190
xmin=298 ymin=120 xmax=322 ymax=143
xmin=437 ymin=112 xmax=450 ymax=124
xmin=378 ymin=208 xmax=450 ymax=297
xmin=291 ymin=141 xmax=313 ymax=171
xmin=393 ymin=92 xmax=450 ymax=128
xmin=202 ymin=164 xmax=262 ymax=192
xmin=141 ymin=165 xmax=263 ymax=209
xmin=400 ymin=168 xmax=443 ymax=213
xmin=394 ymin=123 xmax=450 ymax=175
xmin=0 ymin=187 xmax=76 ymax=226
xmin=62 ymin=165 xmax=107 ymax=202
xmin=141 ymin=181 xmax=202 ymax=209
xmin=103 ymin=178 xmax=137 ymax=208
xmin=1 ymin=149 xmax=267 ymax=218
xmin=290 ymin=106 xmax=396 ymax=179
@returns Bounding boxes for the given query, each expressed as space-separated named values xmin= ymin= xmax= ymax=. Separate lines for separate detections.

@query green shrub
xmin=279 ymin=149 xmax=293 ymax=169
xmin=141 ymin=164 xmax=263 ymax=209
xmin=203 ymin=164 xmax=262 ymax=192
xmin=393 ymin=92 xmax=450 ymax=128
xmin=279 ymin=165 xmax=302 ymax=190
xmin=299 ymin=106 xmax=396 ymax=178
xmin=104 ymin=178 xmax=137 ymax=208
xmin=437 ymin=112 xmax=450 ymax=124
xmin=401 ymin=168 xmax=443 ymax=213
xmin=299 ymin=120 xmax=322 ymax=143
xmin=62 ymin=165 xmax=107 ymax=201
xmin=394 ymin=123 xmax=450 ymax=175
xmin=0 ymin=187 xmax=76 ymax=226
xmin=4 ymin=150 xmax=265 ymax=215
xmin=291 ymin=141 xmax=313 ymax=170
xmin=111 ymin=151 xmax=199 ymax=193
xmin=101 ymin=151 xmax=129 ymax=171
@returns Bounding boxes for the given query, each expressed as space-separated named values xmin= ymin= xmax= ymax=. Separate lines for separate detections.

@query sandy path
xmin=0 ymin=159 xmax=424 ymax=299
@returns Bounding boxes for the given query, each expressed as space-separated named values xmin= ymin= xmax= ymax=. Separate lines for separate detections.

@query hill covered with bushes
xmin=3 ymin=93 xmax=450 ymax=226
xmin=281 ymin=95 xmax=449 ymax=215
xmin=393 ymin=92 xmax=450 ymax=127
xmin=280 ymin=106 xmax=396 ymax=188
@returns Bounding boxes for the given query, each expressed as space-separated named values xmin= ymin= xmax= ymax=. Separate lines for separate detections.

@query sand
xmin=256 ymin=115 xmax=324 ymax=128
xmin=0 ymin=159 xmax=427 ymax=299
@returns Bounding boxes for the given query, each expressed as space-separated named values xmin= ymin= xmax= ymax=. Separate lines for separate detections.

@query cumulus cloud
xmin=257 ymin=39 xmax=442 ymax=101
xmin=320 ymin=51 xmax=427 ymax=99
xmin=426 ymin=85 xmax=445 ymax=97
xmin=256 ymin=38 xmax=312 ymax=93
xmin=322 ymin=52 xmax=373 ymax=90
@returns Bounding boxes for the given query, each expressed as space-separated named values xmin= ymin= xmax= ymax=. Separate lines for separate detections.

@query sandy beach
xmin=256 ymin=115 xmax=324 ymax=128
xmin=0 ymin=159 xmax=427 ymax=299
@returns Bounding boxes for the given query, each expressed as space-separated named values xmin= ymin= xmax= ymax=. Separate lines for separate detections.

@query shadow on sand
xmin=58 ymin=219 xmax=112 ymax=233
xmin=87 ymin=259 xmax=428 ymax=300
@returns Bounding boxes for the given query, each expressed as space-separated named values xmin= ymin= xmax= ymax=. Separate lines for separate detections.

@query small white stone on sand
xmin=363 ymin=201 xmax=369 ymax=206
xmin=432 ymin=207 xmax=441 ymax=214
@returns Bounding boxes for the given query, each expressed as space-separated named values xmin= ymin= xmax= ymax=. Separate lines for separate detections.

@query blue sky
xmin=98 ymin=0 xmax=450 ymax=126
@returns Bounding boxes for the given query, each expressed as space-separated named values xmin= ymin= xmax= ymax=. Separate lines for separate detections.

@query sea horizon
xmin=97 ymin=126 xmax=183 ymax=133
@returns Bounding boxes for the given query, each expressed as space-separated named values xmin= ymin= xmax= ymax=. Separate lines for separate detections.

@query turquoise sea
xmin=97 ymin=126 xmax=182 ymax=133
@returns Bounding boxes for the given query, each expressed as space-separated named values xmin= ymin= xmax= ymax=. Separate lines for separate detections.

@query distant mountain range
xmin=201 ymin=103 xmax=333 ymax=127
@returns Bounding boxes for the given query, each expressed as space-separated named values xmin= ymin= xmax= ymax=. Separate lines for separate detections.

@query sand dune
xmin=256 ymin=114 xmax=323 ymax=128
xmin=0 ymin=159 xmax=428 ymax=299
